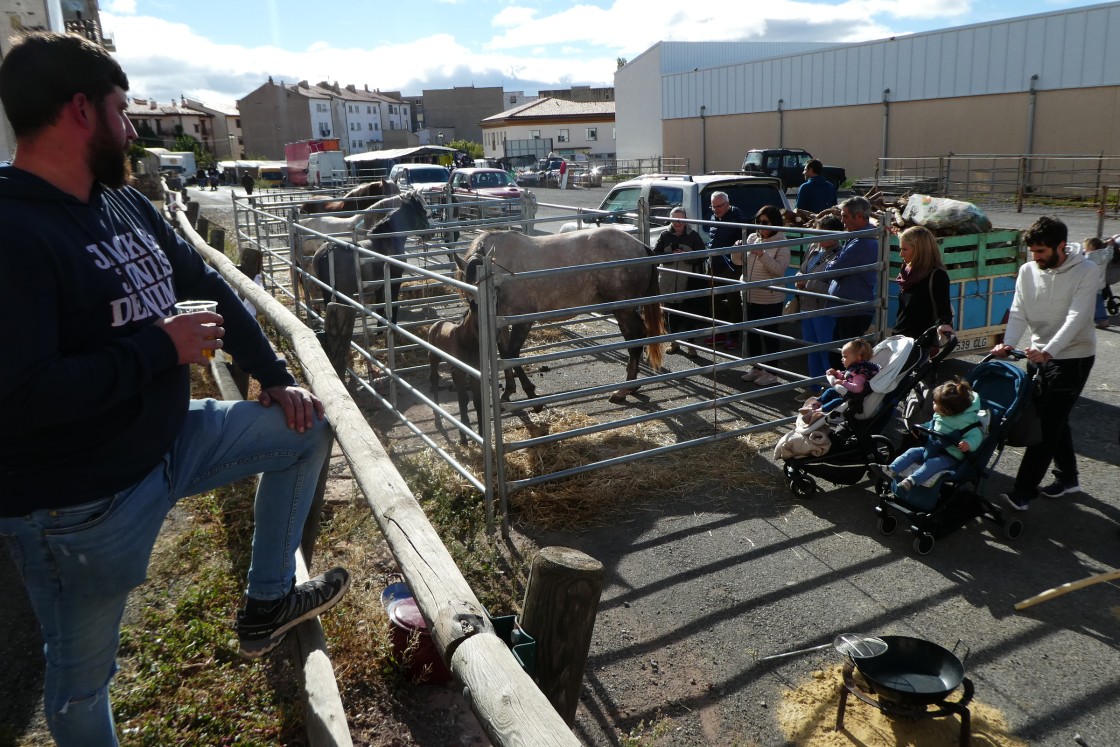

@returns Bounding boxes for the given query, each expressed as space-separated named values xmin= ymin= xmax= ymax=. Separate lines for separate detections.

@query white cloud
xmin=102 ymin=0 xmax=137 ymax=13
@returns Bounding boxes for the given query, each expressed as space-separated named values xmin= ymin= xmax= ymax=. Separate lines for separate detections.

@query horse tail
xmin=643 ymin=301 xmax=665 ymax=370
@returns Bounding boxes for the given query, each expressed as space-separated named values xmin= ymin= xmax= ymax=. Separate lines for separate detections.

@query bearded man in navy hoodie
xmin=0 ymin=33 xmax=348 ymax=746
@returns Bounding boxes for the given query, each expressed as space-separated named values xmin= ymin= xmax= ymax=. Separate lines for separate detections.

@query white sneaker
xmin=741 ymin=368 xmax=763 ymax=382
xmin=753 ymin=372 xmax=780 ymax=386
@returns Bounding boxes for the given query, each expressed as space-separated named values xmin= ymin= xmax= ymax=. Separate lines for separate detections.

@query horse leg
xmin=610 ymin=308 xmax=647 ymax=404
xmin=500 ymin=322 xmax=538 ymax=407
xmin=451 ymin=368 xmax=471 ymax=445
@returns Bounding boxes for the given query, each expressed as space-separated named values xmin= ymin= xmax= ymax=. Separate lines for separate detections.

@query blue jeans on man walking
xmin=0 ymin=398 xmax=331 ymax=747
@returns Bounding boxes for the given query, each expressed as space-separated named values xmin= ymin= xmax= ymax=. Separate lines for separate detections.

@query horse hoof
xmin=608 ymin=391 xmax=630 ymax=404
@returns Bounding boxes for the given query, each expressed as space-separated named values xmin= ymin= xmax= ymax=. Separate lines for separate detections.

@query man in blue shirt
xmin=795 ymin=159 xmax=837 ymax=213
xmin=826 ymin=196 xmax=879 ymax=366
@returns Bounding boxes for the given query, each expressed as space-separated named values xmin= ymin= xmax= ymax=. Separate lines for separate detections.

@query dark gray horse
xmin=311 ymin=192 xmax=430 ymax=323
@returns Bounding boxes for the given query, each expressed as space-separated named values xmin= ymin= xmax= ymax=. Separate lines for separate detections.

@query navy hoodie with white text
xmin=0 ymin=166 xmax=294 ymax=515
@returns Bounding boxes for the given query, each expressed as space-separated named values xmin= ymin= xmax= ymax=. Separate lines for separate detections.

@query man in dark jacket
xmin=795 ymin=159 xmax=837 ymax=212
xmin=0 ymin=33 xmax=347 ymax=746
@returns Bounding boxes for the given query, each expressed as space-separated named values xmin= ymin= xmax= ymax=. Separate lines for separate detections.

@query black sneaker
xmin=1000 ymin=492 xmax=1029 ymax=512
xmin=1039 ymin=472 xmax=1080 ymax=498
xmin=237 ymin=566 xmax=350 ymax=658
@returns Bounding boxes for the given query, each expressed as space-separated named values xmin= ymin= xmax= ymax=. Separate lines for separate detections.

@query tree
xmin=448 ymin=139 xmax=483 ymax=160
xmin=173 ymin=132 xmax=214 ymax=168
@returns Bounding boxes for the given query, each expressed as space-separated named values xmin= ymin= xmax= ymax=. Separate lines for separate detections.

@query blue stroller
xmin=873 ymin=352 xmax=1033 ymax=554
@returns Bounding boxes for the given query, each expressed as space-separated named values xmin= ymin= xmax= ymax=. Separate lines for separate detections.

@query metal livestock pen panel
xmin=233 ymin=194 xmax=891 ymax=531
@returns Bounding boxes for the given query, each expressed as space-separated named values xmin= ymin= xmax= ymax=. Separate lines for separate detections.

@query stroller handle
xmin=915 ymin=325 xmax=958 ymax=364
xmin=979 ymin=348 xmax=1027 ymax=364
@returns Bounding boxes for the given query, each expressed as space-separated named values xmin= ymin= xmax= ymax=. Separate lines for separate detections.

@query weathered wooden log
xmin=451 ymin=633 xmax=580 ymax=747
xmin=196 ymin=216 xmax=210 ymax=244
xmin=520 ymin=547 xmax=604 ymax=726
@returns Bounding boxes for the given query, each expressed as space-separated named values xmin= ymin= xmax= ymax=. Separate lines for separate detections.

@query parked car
xmin=450 ymin=167 xmax=530 ymax=219
xmin=388 ymin=163 xmax=452 ymax=205
xmin=741 ymin=148 xmax=846 ymax=191
xmin=572 ymin=165 xmax=604 ymax=188
xmin=561 ymin=172 xmax=790 ymax=242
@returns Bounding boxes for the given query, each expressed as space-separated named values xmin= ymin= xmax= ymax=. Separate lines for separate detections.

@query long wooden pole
xmin=1014 ymin=569 xmax=1120 ymax=611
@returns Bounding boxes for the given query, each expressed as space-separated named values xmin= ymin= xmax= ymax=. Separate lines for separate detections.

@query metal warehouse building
xmin=616 ymin=2 xmax=1120 ymax=182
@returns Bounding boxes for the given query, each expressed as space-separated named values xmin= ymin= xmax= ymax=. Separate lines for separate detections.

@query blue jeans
xmin=0 ymin=398 xmax=331 ymax=747
xmin=1095 ymin=289 xmax=1107 ymax=323
xmin=801 ymin=314 xmax=835 ymax=382
xmin=890 ymin=447 xmax=960 ymax=486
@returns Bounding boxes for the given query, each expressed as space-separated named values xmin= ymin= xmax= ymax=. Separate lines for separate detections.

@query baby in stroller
xmin=798 ymin=339 xmax=880 ymax=429
xmin=872 ymin=377 xmax=984 ymax=506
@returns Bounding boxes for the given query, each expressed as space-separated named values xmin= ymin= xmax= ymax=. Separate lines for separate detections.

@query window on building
xmin=557 ymin=128 xmax=569 ymax=143
xmin=612 ymin=127 xmax=616 ymax=140
xmin=368 ymin=123 xmax=373 ymax=130
xmin=374 ymin=122 xmax=379 ymax=130
xmin=390 ymin=121 xmax=395 ymax=130
xmin=235 ymin=118 xmax=241 ymax=128
xmin=367 ymin=106 xmax=371 ymax=114
xmin=193 ymin=123 xmax=199 ymax=134
xmin=530 ymin=129 xmax=540 ymax=139
xmin=586 ymin=127 xmax=598 ymax=141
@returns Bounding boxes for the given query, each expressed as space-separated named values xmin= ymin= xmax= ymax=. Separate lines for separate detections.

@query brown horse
xmin=300 ymin=179 xmax=400 ymax=214
xmin=454 ymin=227 xmax=665 ymax=404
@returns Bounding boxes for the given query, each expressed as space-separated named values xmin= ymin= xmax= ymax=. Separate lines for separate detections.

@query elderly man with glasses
xmin=705 ymin=191 xmax=747 ymax=349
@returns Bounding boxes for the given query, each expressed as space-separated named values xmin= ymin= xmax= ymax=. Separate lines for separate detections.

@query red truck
xmin=285 ymin=138 xmax=342 ymax=187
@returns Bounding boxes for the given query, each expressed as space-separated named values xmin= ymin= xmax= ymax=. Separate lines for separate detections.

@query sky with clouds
xmin=99 ymin=0 xmax=1103 ymax=111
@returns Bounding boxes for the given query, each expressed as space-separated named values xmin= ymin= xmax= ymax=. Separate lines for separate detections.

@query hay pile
xmin=778 ymin=666 xmax=1028 ymax=747
xmin=500 ymin=407 xmax=780 ymax=530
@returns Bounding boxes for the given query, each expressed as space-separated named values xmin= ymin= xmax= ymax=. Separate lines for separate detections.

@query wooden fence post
xmin=520 ymin=547 xmax=604 ymax=726
xmin=300 ymin=302 xmax=357 ymax=565
xmin=208 ymin=226 xmax=226 ymax=254
xmin=185 ymin=200 xmax=200 ymax=229
xmin=1098 ymin=186 xmax=1109 ymax=239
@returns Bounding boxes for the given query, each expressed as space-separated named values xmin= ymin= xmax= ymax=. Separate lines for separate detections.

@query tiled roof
xmin=482 ymin=97 xmax=614 ymax=122
xmin=126 ymin=98 xmax=208 ymax=117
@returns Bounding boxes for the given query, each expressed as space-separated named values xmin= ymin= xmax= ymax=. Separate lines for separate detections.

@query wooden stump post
xmin=185 ymin=200 xmax=200 ymax=229
xmin=208 ymin=227 xmax=226 ymax=254
xmin=520 ymin=547 xmax=604 ymax=726
xmin=196 ymin=216 xmax=211 ymax=246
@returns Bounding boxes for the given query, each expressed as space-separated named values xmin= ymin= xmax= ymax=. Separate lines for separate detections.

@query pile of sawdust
xmin=778 ymin=667 xmax=1028 ymax=747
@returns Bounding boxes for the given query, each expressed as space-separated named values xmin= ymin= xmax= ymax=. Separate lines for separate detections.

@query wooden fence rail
xmin=166 ymin=190 xmax=578 ymax=746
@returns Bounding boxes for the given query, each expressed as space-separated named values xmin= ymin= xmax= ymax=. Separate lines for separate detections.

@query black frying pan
xmin=854 ymin=635 xmax=965 ymax=706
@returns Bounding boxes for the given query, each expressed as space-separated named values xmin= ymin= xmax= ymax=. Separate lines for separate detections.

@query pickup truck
xmin=741 ymin=148 xmax=846 ymax=192
xmin=560 ymin=172 xmax=789 ymax=242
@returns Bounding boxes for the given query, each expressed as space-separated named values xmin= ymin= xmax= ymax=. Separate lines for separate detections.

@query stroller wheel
xmin=913 ymin=533 xmax=935 ymax=555
xmin=1004 ymin=518 xmax=1024 ymax=540
xmin=878 ymin=514 xmax=898 ymax=536
xmin=783 ymin=464 xmax=798 ymax=481
xmin=791 ymin=476 xmax=818 ymax=499
xmin=1108 ymin=296 xmax=1120 ymax=316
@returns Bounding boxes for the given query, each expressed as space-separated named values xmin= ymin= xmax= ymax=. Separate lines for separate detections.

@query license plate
xmin=954 ymin=334 xmax=991 ymax=353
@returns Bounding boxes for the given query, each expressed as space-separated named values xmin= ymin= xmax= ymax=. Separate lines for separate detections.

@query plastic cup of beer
xmin=174 ymin=300 xmax=219 ymax=360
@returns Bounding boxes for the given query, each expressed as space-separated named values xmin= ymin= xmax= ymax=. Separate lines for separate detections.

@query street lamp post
xmin=700 ymin=105 xmax=706 ymax=174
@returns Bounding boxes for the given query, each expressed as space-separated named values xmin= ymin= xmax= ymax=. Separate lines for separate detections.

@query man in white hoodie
xmin=992 ymin=216 xmax=1099 ymax=511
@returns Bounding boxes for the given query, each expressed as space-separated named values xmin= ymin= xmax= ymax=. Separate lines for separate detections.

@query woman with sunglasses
xmin=732 ymin=204 xmax=790 ymax=386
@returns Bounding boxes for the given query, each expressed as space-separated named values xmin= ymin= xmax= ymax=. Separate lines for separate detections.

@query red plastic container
xmin=387 ymin=596 xmax=452 ymax=684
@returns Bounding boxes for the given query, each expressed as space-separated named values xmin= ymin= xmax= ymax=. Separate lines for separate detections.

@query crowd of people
xmin=649 ymin=184 xmax=1112 ymax=522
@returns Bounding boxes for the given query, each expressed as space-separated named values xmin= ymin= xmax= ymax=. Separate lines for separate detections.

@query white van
xmin=307 ymin=151 xmax=348 ymax=187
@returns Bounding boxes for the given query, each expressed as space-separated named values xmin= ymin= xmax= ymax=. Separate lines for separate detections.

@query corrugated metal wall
xmin=662 ymin=2 xmax=1120 ymax=119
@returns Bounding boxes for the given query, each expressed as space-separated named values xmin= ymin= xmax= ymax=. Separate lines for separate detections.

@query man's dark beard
xmin=87 ymin=111 xmax=130 ymax=188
